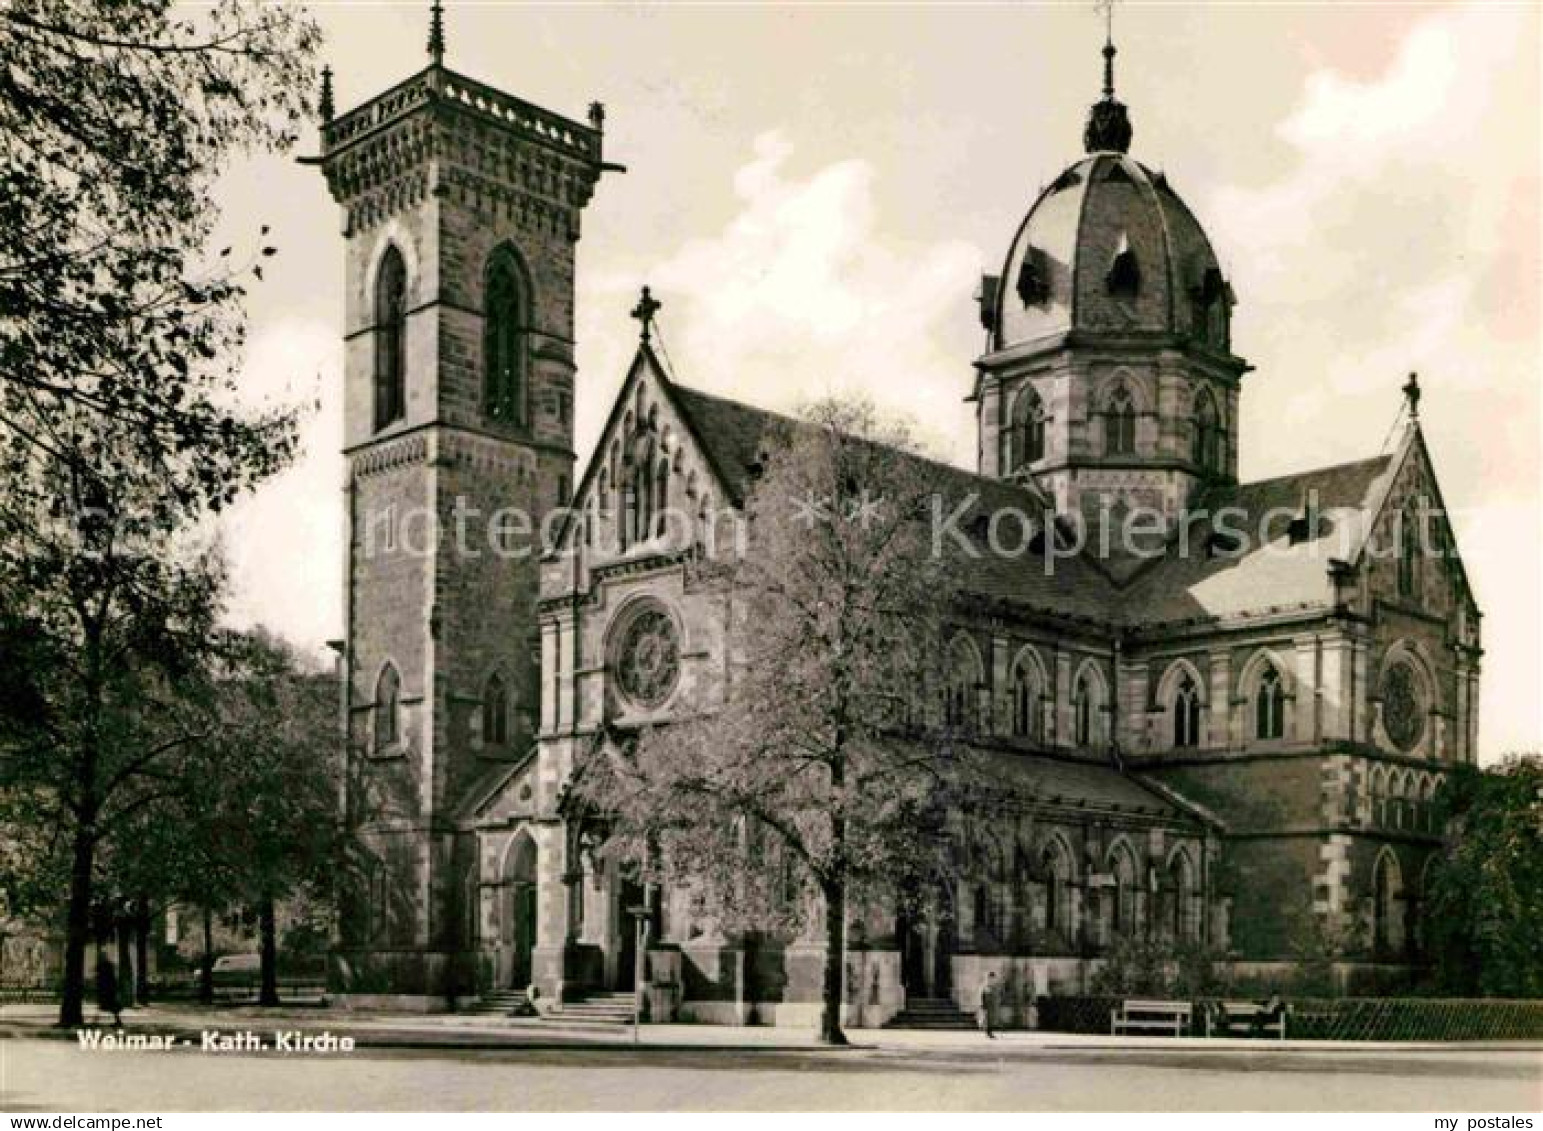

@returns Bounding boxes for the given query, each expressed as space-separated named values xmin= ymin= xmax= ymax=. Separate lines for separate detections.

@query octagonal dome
xmin=988 ymin=152 xmax=1232 ymax=354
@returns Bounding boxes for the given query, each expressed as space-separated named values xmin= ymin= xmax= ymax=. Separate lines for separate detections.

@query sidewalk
xmin=2 ymin=1001 xmax=1537 ymax=1056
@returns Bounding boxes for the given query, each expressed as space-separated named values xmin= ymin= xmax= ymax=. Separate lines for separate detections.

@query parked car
xmin=210 ymin=953 xmax=261 ymax=996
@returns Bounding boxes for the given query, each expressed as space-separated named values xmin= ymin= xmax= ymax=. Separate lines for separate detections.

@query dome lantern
xmin=1083 ymin=33 xmax=1133 ymax=154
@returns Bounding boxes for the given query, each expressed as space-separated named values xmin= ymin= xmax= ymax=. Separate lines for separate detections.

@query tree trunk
xmin=116 ymin=923 xmax=134 ymax=1009
xmin=58 ymin=819 xmax=96 ymax=1027
xmin=258 ymin=894 xmax=279 ymax=1006
xmin=818 ymin=876 xmax=849 ymax=1046
xmin=200 ymin=905 xmax=214 ymax=1005
xmin=134 ymin=906 xmax=151 ymax=1005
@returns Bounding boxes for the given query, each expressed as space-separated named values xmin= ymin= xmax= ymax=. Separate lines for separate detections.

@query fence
xmin=1036 ymin=994 xmax=1543 ymax=1041
xmin=1 ymin=980 xmax=328 ymax=1007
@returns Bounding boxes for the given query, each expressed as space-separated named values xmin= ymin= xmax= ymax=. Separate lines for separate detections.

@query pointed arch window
xmin=374 ymin=663 xmax=401 ymax=752
xmin=1372 ymin=850 xmax=1402 ymax=957
xmin=1172 ymin=673 xmax=1202 ymax=748
xmin=944 ymin=638 xmax=982 ymax=732
xmin=1042 ymin=841 xmax=1069 ymax=935
xmin=1191 ymin=388 xmax=1224 ymax=475
xmin=1011 ymin=659 xmax=1040 ymax=740
xmin=1167 ymin=852 xmax=1194 ymax=941
xmin=1194 ymin=268 xmax=1230 ymax=350
xmin=1104 ymin=384 xmax=1136 ymax=455
xmin=1003 ymin=387 xmax=1046 ymax=474
xmin=1073 ymin=671 xmax=1096 ymax=747
xmin=366 ymin=859 xmax=389 ymax=943
xmin=654 ymin=458 xmax=670 ymax=538
xmin=374 ymin=247 xmax=407 ymax=431
xmin=1255 ymin=662 xmax=1286 ymax=740
xmin=1108 ymin=844 xmax=1137 ymax=936
xmin=482 ymin=673 xmax=509 ymax=746
xmin=973 ymin=839 xmax=1005 ymax=945
xmin=484 ymin=248 xmax=527 ymax=426
xmin=1397 ymin=500 xmax=1421 ymax=599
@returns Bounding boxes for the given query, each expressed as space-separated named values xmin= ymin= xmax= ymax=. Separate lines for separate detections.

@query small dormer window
xmin=1016 ymin=246 xmax=1050 ymax=307
xmin=977 ymin=274 xmax=1000 ymax=330
xmin=1107 ymin=234 xmax=1140 ymax=296
xmin=1103 ymin=161 xmax=1134 ymax=185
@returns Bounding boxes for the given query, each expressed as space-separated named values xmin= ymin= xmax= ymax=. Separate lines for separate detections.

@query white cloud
xmin=1207 ymin=0 xmax=1539 ymax=763
xmin=575 ymin=130 xmax=983 ymax=464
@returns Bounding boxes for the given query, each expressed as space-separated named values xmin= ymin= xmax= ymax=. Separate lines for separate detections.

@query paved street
xmin=3 ymin=1032 xmax=1540 ymax=1111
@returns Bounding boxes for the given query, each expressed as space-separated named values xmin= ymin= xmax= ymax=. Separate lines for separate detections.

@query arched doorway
xmin=1371 ymin=848 xmax=1403 ymax=959
xmin=502 ymin=833 xmax=538 ymax=988
xmin=895 ymin=881 xmax=956 ymax=999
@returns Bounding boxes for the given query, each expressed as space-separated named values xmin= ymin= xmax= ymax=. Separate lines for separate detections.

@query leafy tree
xmin=0 ymin=2 xmax=318 ymax=517
xmin=187 ymin=632 xmax=341 ymax=1006
xmin=0 ymin=511 xmax=227 ymax=1025
xmin=1425 ymin=757 xmax=1543 ymax=998
xmin=0 ymin=1 xmax=318 ymax=1026
xmin=576 ymin=399 xmax=975 ymax=1044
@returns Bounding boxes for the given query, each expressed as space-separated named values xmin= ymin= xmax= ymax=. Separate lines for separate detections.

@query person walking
xmin=979 ymin=971 xmax=998 ymax=1039
xmin=95 ymin=954 xmax=122 ymax=1028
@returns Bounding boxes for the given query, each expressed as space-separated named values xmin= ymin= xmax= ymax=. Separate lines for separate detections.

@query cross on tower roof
xmin=1096 ymin=0 xmax=1118 ymax=98
xmin=631 ymin=286 xmax=661 ymax=344
xmin=1403 ymin=371 xmax=1422 ymax=419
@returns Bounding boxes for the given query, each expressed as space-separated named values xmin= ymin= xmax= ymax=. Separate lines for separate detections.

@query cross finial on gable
xmin=428 ymin=1 xmax=446 ymax=66
xmin=319 ymin=65 xmax=335 ymax=123
xmin=631 ymin=285 xmax=661 ymax=344
xmin=1403 ymin=371 xmax=1421 ymax=419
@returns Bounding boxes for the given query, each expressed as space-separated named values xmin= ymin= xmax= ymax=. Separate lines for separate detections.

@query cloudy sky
xmin=214 ymin=1 xmax=1540 ymax=761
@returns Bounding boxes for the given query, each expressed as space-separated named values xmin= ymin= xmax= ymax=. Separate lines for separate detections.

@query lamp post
xmin=626 ymin=904 xmax=650 ymax=1045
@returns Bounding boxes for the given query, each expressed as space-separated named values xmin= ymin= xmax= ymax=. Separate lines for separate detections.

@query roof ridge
xmin=1237 ymin=452 xmax=1391 ymax=491
xmin=669 ymin=381 xmax=1043 ymax=499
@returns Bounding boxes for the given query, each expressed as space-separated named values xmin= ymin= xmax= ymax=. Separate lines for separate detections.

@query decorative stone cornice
xmin=319 ymin=66 xmax=605 ymax=235
xmin=350 ymin=434 xmax=429 ymax=479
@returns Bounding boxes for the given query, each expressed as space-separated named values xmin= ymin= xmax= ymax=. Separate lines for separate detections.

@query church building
xmin=316 ymin=8 xmax=1482 ymax=1021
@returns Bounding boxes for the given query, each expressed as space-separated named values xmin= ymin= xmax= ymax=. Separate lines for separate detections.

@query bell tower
xmin=317 ymin=4 xmax=610 ymax=1002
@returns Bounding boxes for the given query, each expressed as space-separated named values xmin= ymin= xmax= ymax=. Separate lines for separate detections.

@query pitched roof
xmin=666 ymin=380 xmax=1119 ymax=620
xmin=1116 ymin=453 xmax=1393 ymax=626
xmin=972 ymin=746 xmax=1206 ymax=824
xmin=650 ymin=370 xmax=1400 ymax=630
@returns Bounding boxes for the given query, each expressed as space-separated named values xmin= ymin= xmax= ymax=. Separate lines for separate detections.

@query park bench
xmin=1110 ymin=998 xmax=1192 ymax=1037
xmin=1204 ymin=999 xmax=1288 ymax=1039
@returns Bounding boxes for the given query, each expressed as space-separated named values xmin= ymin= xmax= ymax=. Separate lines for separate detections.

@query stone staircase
xmin=548 ymin=990 xmax=639 ymax=1026
xmin=884 ymin=997 xmax=979 ymax=1030
xmin=469 ymin=989 xmax=536 ymax=1017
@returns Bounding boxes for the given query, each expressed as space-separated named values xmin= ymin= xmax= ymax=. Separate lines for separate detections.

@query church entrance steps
xmin=468 ymin=989 xmax=535 ymax=1017
xmin=885 ymin=998 xmax=978 ymax=1030
xmin=548 ymin=990 xmax=637 ymax=1026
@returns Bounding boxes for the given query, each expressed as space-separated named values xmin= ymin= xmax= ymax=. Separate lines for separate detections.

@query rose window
xmin=615 ymin=607 xmax=680 ymax=708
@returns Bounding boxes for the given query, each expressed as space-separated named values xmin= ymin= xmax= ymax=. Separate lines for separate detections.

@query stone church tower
xmin=973 ymin=36 xmax=1247 ymax=524
xmin=315 ymin=6 xmax=610 ymax=1000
